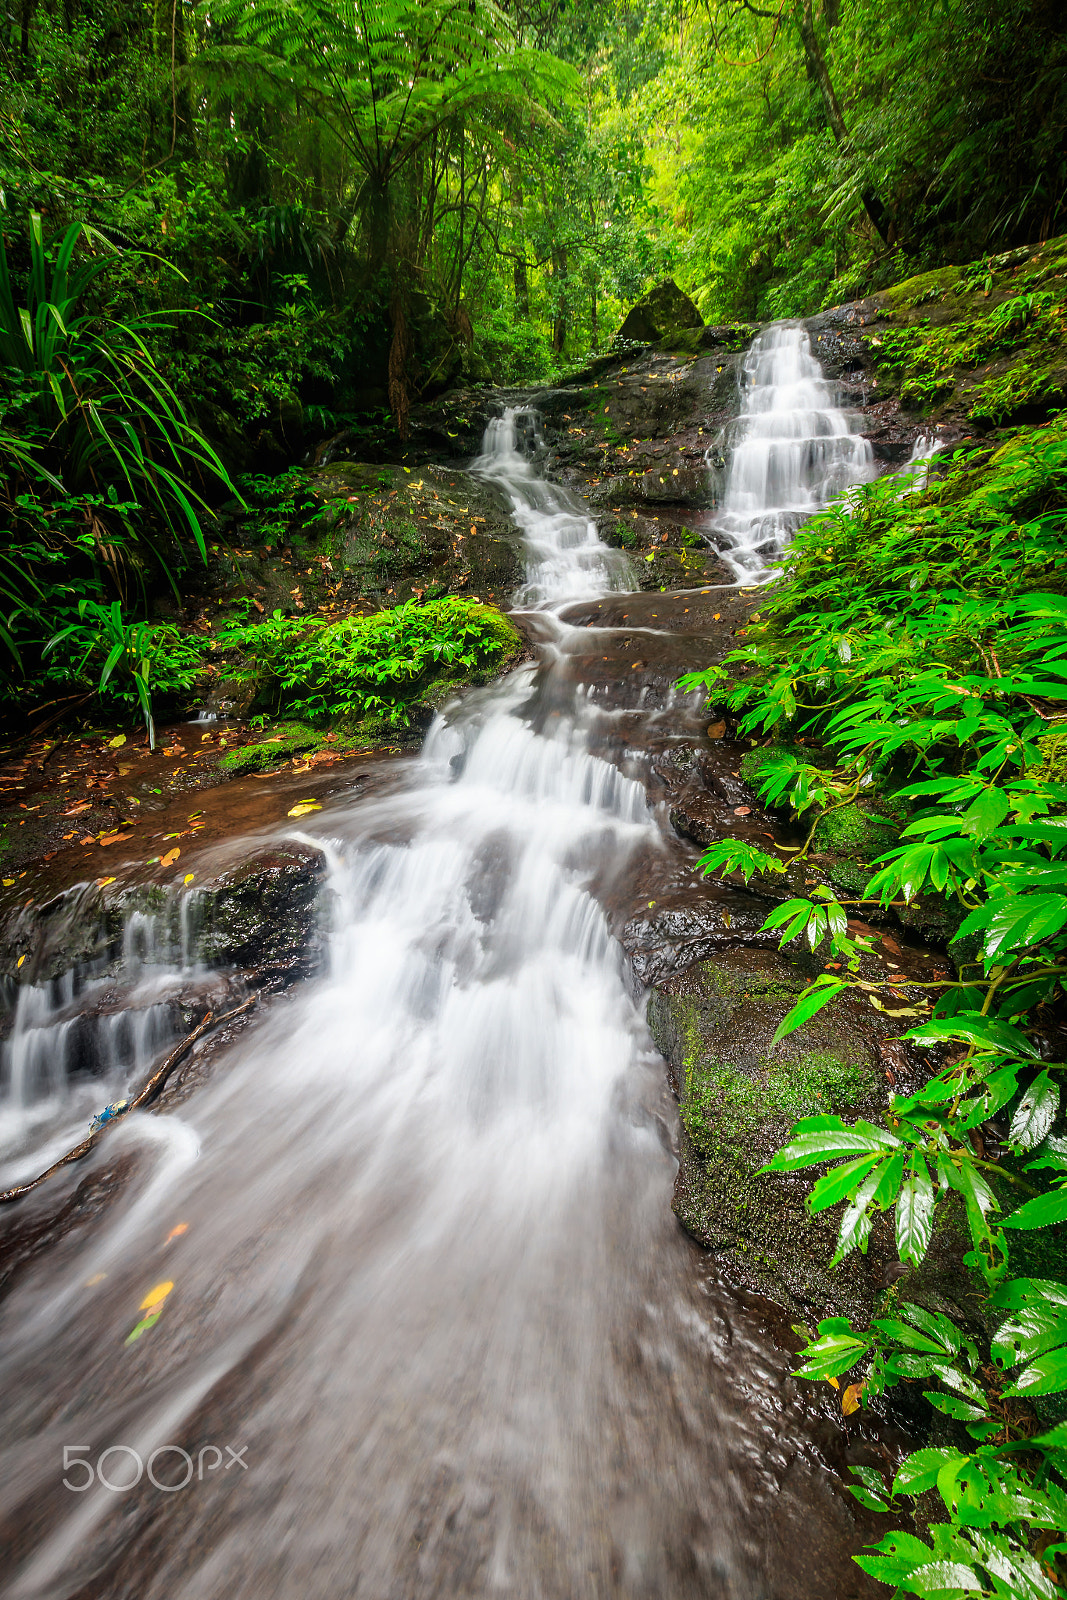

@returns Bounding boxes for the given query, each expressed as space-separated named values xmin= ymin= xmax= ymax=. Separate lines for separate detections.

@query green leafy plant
xmin=216 ymin=596 xmax=519 ymax=725
xmin=44 ymin=599 xmax=204 ymax=747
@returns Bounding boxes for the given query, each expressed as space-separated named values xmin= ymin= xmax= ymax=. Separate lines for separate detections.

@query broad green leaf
xmin=807 ymin=1153 xmax=884 ymax=1213
xmin=893 ymin=1448 xmax=969 ymax=1496
xmin=903 ymin=1015 xmax=1039 ymax=1058
xmin=768 ymin=977 xmax=846 ymax=1047
xmin=1004 ymin=1346 xmax=1067 ymax=1397
xmin=1002 ymin=1186 xmax=1067 ymax=1230
xmin=896 ymin=1157 xmax=936 ymax=1266
xmin=1008 ymin=1070 xmax=1059 ymax=1151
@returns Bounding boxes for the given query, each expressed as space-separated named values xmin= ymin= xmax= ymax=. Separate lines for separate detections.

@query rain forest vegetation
xmin=682 ymin=423 xmax=1067 ymax=1594
xmin=1 ymin=0 xmax=1065 ymax=732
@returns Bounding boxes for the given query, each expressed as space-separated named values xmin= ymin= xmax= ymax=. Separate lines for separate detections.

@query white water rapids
xmin=0 ymin=383 xmax=888 ymax=1600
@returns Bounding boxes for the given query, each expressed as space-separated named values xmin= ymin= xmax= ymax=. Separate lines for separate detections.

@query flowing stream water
xmin=0 ymin=353 xmax=888 ymax=1600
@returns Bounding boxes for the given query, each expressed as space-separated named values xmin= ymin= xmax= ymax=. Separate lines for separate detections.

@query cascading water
xmin=710 ymin=322 xmax=876 ymax=581
xmin=0 ymin=405 xmax=876 ymax=1600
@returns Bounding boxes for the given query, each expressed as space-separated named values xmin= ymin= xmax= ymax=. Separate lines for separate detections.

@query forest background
xmin=0 ymin=0 xmax=1065 ymax=698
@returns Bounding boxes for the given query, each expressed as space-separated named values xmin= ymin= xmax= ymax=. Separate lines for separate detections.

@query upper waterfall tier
xmin=711 ymin=322 xmax=876 ymax=580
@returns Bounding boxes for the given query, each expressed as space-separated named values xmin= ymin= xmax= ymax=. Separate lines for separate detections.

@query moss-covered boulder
xmin=649 ymin=947 xmax=978 ymax=1324
xmin=616 ymin=279 xmax=704 ymax=346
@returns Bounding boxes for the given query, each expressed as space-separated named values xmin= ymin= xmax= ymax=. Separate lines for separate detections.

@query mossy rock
xmin=738 ymin=741 xmax=833 ymax=789
xmin=649 ymin=947 xmax=977 ymax=1323
xmin=615 ymin=279 xmax=703 ymax=346
xmin=216 ymin=721 xmax=326 ymax=777
xmin=811 ymin=800 xmax=900 ymax=856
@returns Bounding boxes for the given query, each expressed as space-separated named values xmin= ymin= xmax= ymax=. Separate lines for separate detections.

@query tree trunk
xmin=551 ymin=247 xmax=568 ymax=354
xmin=794 ymin=0 xmax=891 ymax=247
xmin=511 ymin=181 xmax=529 ymax=318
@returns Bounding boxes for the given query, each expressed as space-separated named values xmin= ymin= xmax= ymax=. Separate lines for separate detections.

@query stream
xmin=0 ymin=326 xmax=889 ymax=1600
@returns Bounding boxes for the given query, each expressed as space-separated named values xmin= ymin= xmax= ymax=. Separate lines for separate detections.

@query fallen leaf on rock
xmin=63 ymin=801 xmax=92 ymax=816
xmin=96 ymin=877 xmax=117 ymax=888
xmin=733 ymin=805 xmax=751 ymax=816
xmin=288 ymin=801 xmax=321 ymax=817
xmin=880 ymin=934 xmax=902 ymax=955
xmin=842 ymin=1382 xmax=865 ymax=1416
xmin=184 ymin=873 xmax=195 ymax=885
xmin=165 ymin=1224 xmax=188 ymax=1244
xmin=98 ymin=832 xmax=132 ymax=847
xmin=108 ymin=734 xmax=126 ymax=748
xmin=160 ymin=847 xmax=180 ymax=867
xmin=17 ymin=954 xmax=26 ymax=967
xmin=125 ymin=1279 xmax=175 ymax=1344
xmin=869 ymin=996 xmax=926 ymax=1018
xmin=707 ymin=720 xmax=727 ymax=739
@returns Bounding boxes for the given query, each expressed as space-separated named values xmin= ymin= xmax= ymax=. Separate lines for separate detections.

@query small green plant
xmin=45 ymin=599 xmax=203 ymax=747
xmin=0 ymin=214 xmax=234 ymax=562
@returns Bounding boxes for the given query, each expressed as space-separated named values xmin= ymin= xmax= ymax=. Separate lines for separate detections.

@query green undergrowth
xmin=678 ymin=410 xmax=1067 ymax=1595
xmin=868 ymin=237 xmax=1067 ymax=421
xmin=215 ymin=595 xmax=520 ymax=726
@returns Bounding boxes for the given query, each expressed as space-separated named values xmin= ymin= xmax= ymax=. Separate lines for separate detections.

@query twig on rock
xmin=0 ymin=994 xmax=256 ymax=1205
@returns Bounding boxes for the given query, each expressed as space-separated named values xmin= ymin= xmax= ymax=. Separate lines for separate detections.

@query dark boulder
xmin=616 ymin=280 xmax=704 ymax=346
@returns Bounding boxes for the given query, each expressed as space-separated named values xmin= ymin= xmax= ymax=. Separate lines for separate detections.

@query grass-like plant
xmin=0 ymin=213 xmax=235 ymax=627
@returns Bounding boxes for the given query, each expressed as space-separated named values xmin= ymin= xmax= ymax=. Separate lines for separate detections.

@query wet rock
xmin=623 ymin=890 xmax=780 ymax=985
xmin=306 ymin=461 xmax=523 ymax=607
xmin=648 ymin=947 xmax=976 ymax=1323
xmin=0 ymin=843 xmax=329 ymax=1034
xmin=186 ymin=842 xmax=328 ymax=980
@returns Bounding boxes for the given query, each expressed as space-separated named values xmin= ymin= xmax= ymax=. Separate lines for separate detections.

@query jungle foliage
xmin=0 ymin=0 xmax=1064 ymax=720
xmin=680 ymin=423 xmax=1067 ymax=1595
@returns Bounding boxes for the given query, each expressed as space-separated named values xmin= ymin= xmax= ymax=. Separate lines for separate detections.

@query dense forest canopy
xmin=0 ymin=0 xmax=1065 ymax=693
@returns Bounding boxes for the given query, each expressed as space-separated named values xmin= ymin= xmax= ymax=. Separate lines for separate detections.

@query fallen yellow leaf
xmin=288 ymin=801 xmax=321 ymax=817
xmin=184 ymin=873 xmax=195 ymax=885
xmin=108 ymin=734 xmax=127 ymax=748
xmin=96 ymin=877 xmax=117 ymax=888
xmin=17 ymin=954 xmax=26 ymax=967
xmin=160 ymin=847 xmax=180 ymax=868
xmin=827 ymin=1375 xmax=840 ymax=1390
xmin=842 ymin=1382 xmax=865 ymax=1416
xmin=140 ymin=1280 xmax=174 ymax=1311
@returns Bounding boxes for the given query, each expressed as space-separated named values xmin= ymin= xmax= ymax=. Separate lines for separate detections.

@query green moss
xmin=681 ymin=1045 xmax=868 ymax=1156
xmin=878 ymin=265 xmax=963 ymax=313
xmin=217 ymin=720 xmax=325 ymax=776
xmin=738 ymin=740 xmax=831 ymax=786
xmin=812 ymin=801 xmax=899 ymax=856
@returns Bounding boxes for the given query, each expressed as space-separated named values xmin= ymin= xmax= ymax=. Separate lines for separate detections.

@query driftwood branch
xmin=0 ymin=995 xmax=256 ymax=1206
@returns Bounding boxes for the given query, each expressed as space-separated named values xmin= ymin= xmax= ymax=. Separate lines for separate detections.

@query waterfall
xmin=0 ymin=407 xmax=870 ymax=1600
xmin=710 ymin=322 xmax=876 ymax=580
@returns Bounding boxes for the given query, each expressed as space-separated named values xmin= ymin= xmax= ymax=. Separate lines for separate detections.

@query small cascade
xmin=472 ymin=409 xmax=633 ymax=603
xmin=895 ymin=432 xmax=944 ymax=495
xmin=710 ymin=322 xmax=876 ymax=579
xmin=0 ymin=894 xmax=219 ymax=1185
